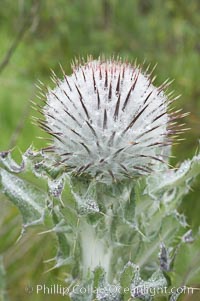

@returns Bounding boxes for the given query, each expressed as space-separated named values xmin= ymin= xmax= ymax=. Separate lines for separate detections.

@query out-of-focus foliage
xmin=0 ymin=0 xmax=199 ymax=300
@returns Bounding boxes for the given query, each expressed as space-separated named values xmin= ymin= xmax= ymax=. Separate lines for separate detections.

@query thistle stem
xmin=80 ymin=218 xmax=112 ymax=281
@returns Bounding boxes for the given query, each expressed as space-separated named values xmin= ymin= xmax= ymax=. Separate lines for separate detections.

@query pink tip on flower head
xmin=38 ymin=56 xmax=186 ymax=183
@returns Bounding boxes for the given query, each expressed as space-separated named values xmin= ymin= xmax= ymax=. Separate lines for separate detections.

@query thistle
xmin=40 ymin=58 xmax=185 ymax=182
xmin=0 ymin=57 xmax=200 ymax=301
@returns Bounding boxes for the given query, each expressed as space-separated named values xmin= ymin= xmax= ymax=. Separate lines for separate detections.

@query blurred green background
xmin=0 ymin=0 xmax=200 ymax=300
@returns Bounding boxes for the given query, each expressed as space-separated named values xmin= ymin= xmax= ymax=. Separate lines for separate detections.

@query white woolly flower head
xmin=38 ymin=57 xmax=185 ymax=183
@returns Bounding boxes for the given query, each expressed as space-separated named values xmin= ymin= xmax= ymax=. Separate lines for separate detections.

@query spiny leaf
xmin=0 ymin=168 xmax=47 ymax=229
xmin=52 ymin=207 xmax=71 ymax=263
xmin=147 ymin=153 xmax=200 ymax=197
xmin=130 ymin=268 xmax=167 ymax=299
xmin=0 ymin=150 xmax=24 ymax=173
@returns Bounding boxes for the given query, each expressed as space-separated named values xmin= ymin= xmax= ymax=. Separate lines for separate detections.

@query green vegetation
xmin=0 ymin=1 xmax=200 ymax=300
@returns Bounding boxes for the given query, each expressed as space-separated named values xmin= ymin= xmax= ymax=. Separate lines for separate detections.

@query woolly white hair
xmin=38 ymin=57 xmax=185 ymax=183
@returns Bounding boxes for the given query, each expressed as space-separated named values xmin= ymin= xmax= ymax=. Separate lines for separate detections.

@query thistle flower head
xmin=39 ymin=57 xmax=185 ymax=183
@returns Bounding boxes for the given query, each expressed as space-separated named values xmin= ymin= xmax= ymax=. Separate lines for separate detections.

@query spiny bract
xmin=39 ymin=57 xmax=184 ymax=183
